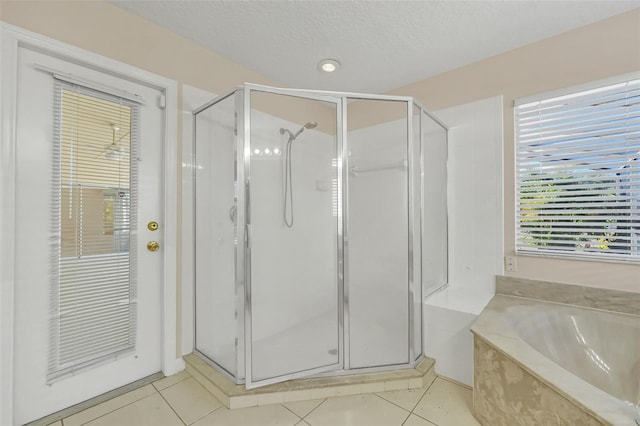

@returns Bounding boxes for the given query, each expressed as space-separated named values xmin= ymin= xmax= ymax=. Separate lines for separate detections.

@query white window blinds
xmin=515 ymin=77 xmax=640 ymax=261
xmin=48 ymin=79 xmax=140 ymax=382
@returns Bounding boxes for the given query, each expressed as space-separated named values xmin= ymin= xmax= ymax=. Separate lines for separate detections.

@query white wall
xmin=424 ymin=95 xmax=504 ymax=386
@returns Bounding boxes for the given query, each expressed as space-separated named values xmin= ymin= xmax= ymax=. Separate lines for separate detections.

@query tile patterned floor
xmin=48 ymin=371 xmax=480 ymax=426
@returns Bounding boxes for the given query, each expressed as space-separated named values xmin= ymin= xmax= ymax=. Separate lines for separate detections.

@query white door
xmin=13 ymin=47 xmax=164 ymax=425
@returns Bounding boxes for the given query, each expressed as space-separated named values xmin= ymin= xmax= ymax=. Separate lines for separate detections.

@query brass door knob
xmin=148 ymin=221 xmax=159 ymax=231
xmin=147 ymin=241 xmax=160 ymax=252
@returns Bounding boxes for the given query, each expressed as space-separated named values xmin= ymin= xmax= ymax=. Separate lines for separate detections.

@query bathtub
xmin=471 ymin=295 xmax=640 ymax=426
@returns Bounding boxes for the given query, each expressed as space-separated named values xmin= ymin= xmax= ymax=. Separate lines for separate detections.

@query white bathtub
xmin=472 ymin=295 xmax=640 ymax=425
xmin=505 ymin=303 xmax=640 ymax=410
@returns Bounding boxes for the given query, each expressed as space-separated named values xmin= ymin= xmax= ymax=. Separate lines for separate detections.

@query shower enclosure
xmin=193 ymin=84 xmax=447 ymax=389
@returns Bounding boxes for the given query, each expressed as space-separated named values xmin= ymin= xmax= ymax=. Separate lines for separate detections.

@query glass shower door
xmin=346 ymin=99 xmax=410 ymax=368
xmin=243 ymin=86 xmax=342 ymax=388
xmin=193 ymin=91 xmax=241 ymax=380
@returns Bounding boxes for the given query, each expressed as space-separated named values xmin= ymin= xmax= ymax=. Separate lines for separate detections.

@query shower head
xmin=280 ymin=121 xmax=318 ymax=141
xmin=292 ymin=121 xmax=318 ymax=139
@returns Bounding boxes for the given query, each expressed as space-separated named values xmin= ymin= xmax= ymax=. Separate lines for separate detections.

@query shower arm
xmin=280 ymin=128 xmax=295 ymax=140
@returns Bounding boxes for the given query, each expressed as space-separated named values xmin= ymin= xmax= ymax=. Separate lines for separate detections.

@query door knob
xmin=147 ymin=241 xmax=160 ymax=252
xmin=148 ymin=221 xmax=159 ymax=231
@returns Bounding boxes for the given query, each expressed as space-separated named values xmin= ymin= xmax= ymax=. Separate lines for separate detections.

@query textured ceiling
xmin=110 ymin=1 xmax=639 ymax=94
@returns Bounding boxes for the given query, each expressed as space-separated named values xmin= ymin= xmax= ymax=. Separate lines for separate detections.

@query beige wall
xmin=0 ymin=0 xmax=285 ymax=95
xmin=2 ymin=3 xmax=639 ymax=361
xmin=0 ymin=0 xmax=334 ymax=356
xmin=350 ymin=9 xmax=640 ymax=292
xmin=387 ymin=9 xmax=639 ymax=293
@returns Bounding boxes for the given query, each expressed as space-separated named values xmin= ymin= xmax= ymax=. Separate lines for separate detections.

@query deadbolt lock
xmin=147 ymin=241 xmax=160 ymax=252
xmin=147 ymin=221 xmax=159 ymax=231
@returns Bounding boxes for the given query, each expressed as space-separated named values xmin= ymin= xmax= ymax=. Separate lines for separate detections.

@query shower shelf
xmin=349 ymin=159 xmax=408 ymax=176
xmin=184 ymin=353 xmax=436 ymax=410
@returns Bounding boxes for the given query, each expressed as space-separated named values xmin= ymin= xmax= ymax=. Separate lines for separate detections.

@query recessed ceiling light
xmin=318 ymin=59 xmax=340 ymax=73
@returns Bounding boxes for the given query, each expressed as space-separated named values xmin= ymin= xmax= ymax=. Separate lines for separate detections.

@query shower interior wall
xmin=193 ymin=86 xmax=446 ymax=386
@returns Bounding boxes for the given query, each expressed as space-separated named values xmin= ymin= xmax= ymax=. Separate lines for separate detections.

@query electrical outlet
xmin=505 ymin=256 xmax=517 ymax=272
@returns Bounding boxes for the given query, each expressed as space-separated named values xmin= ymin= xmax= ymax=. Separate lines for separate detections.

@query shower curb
xmin=184 ymin=353 xmax=436 ymax=409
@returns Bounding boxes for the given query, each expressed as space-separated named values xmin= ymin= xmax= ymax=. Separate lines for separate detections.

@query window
xmin=49 ymin=80 xmax=140 ymax=381
xmin=515 ymin=76 xmax=640 ymax=261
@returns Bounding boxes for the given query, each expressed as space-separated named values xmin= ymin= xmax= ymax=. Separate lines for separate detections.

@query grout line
xmin=163 ymin=373 xmax=224 ymax=424
xmin=153 ymin=372 xmax=191 ymax=392
xmin=409 ymin=410 xmax=439 ymax=425
xmin=28 ymin=372 xmax=163 ymax=426
xmin=300 ymin=398 xmax=328 ymax=420
xmin=400 ymin=411 xmax=412 ymax=426
xmin=183 ymin=404 xmax=222 ymax=426
xmin=373 ymin=382 xmax=434 ymax=415
xmin=408 ymin=375 xmax=439 ymax=414
xmin=156 ymin=390 xmax=187 ymax=426
xmin=425 ymin=376 xmax=438 ymax=392
xmin=280 ymin=404 xmax=304 ymax=420
xmin=371 ymin=393 xmax=412 ymax=414
xmin=77 ymin=392 xmax=158 ymax=426
xmin=408 ymin=386 xmax=430 ymax=412
xmin=412 ymin=380 xmax=437 ymax=411
xmin=437 ymin=375 xmax=472 ymax=390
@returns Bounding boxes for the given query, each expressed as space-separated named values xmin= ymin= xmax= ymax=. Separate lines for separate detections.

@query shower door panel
xmin=193 ymin=92 xmax=240 ymax=378
xmin=244 ymin=87 xmax=342 ymax=388
xmin=346 ymin=99 xmax=410 ymax=369
xmin=411 ymin=103 xmax=423 ymax=361
xmin=422 ymin=110 xmax=448 ymax=297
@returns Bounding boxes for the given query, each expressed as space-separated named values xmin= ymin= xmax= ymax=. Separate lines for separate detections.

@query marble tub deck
xmin=471 ymin=295 xmax=639 ymax=426
xmin=495 ymin=276 xmax=640 ymax=316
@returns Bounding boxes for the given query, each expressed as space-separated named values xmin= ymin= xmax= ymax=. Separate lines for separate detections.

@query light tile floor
xmin=49 ymin=371 xmax=480 ymax=426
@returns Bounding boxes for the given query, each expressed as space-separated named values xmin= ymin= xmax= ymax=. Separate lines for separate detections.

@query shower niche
xmin=193 ymin=84 xmax=448 ymax=389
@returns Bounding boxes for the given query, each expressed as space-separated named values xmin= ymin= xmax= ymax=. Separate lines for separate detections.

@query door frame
xmin=0 ymin=23 xmax=181 ymax=425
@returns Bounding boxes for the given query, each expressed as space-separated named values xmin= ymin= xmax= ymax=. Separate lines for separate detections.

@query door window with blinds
xmin=49 ymin=80 xmax=140 ymax=381
xmin=515 ymin=76 xmax=639 ymax=261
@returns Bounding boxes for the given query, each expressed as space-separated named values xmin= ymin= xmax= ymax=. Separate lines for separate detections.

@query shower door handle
xmin=245 ymin=224 xmax=252 ymax=249
xmin=229 ymin=205 xmax=237 ymax=223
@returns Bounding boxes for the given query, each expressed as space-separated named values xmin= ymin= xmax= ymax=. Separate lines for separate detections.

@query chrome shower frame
xmin=192 ymin=83 xmax=449 ymax=389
